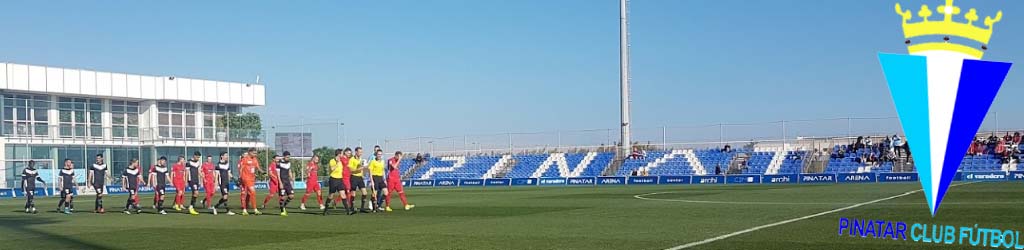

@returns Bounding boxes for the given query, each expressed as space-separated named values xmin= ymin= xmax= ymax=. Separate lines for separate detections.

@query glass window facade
xmin=111 ymin=100 xmax=140 ymax=139
xmin=158 ymin=102 xmax=197 ymax=139
xmin=2 ymin=94 xmax=49 ymax=137
xmin=202 ymin=104 xmax=239 ymax=140
xmin=58 ymin=97 xmax=102 ymax=138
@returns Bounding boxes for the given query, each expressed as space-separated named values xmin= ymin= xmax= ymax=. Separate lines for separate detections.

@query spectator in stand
xmin=1004 ymin=132 xmax=1013 ymax=144
xmin=854 ymin=136 xmax=865 ymax=151
xmin=864 ymin=137 xmax=873 ymax=151
xmin=414 ymin=154 xmax=424 ymax=164
xmin=891 ymin=135 xmax=904 ymax=159
xmin=714 ymin=164 xmax=722 ymax=175
xmin=996 ymin=138 xmax=1009 ymax=163
xmin=721 ymin=145 xmax=732 ymax=153
xmin=630 ymin=146 xmax=644 ymax=160
xmin=630 ymin=169 xmax=638 ymax=177
xmin=968 ymin=138 xmax=981 ymax=156
xmin=1013 ymin=132 xmax=1022 ymax=145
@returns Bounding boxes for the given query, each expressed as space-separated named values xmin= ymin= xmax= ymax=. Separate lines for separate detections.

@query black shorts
xmin=188 ymin=181 xmax=200 ymax=191
xmin=350 ymin=176 xmax=366 ymax=189
xmin=329 ymin=178 xmax=345 ymax=194
xmin=61 ymin=188 xmax=74 ymax=196
xmin=93 ymin=185 xmax=105 ymax=194
xmin=279 ymin=181 xmax=294 ymax=196
xmin=127 ymin=189 xmax=138 ymax=196
xmin=155 ymin=185 xmax=166 ymax=195
xmin=372 ymin=176 xmax=386 ymax=190
xmin=219 ymin=183 xmax=230 ymax=195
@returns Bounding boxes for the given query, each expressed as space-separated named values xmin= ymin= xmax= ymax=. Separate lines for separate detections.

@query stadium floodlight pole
xmin=619 ymin=0 xmax=632 ymax=156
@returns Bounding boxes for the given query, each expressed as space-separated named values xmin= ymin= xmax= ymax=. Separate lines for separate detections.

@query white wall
xmin=0 ymin=62 xmax=265 ymax=106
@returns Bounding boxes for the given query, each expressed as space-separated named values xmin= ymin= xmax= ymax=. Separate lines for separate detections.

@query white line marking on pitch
xmin=634 ymin=192 xmax=1019 ymax=205
xmin=649 ymin=181 xmax=979 ymax=250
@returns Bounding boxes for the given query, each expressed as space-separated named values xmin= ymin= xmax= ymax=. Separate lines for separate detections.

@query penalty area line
xmin=661 ymin=181 xmax=979 ymax=250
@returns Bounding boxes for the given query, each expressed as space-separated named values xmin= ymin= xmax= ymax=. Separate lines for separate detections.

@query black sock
xmin=190 ymin=196 xmax=197 ymax=207
xmin=360 ymin=195 xmax=367 ymax=210
xmin=126 ymin=198 xmax=133 ymax=210
xmin=215 ymin=198 xmax=227 ymax=208
xmin=157 ymin=199 xmax=164 ymax=211
xmin=69 ymin=197 xmax=74 ymax=209
xmin=58 ymin=196 xmax=65 ymax=210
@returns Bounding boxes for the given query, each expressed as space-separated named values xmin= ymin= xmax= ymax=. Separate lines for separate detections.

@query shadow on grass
xmin=0 ymin=215 xmax=110 ymax=249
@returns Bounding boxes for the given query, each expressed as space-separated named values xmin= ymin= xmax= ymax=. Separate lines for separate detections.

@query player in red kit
xmin=386 ymin=151 xmax=414 ymax=211
xmin=262 ymin=155 xmax=281 ymax=209
xmin=201 ymin=155 xmax=218 ymax=214
xmin=171 ymin=156 xmax=187 ymax=211
xmin=300 ymin=155 xmax=324 ymax=210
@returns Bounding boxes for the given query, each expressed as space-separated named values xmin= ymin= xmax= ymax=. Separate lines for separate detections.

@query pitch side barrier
xmin=393 ymin=171 xmax=1024 ymax=188
xmin=2 ymin=172 xmax=1022 ymax=198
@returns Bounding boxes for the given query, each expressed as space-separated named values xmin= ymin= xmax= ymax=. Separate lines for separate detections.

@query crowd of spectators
xmin=831 ymin=135 xmax=910 ymax=165
xmin=968 ymin=132 xmax=1021 ymax=164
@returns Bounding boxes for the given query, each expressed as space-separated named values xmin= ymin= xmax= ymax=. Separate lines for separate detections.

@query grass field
xmin=0 ymin=182 xmax=1021 ymax=250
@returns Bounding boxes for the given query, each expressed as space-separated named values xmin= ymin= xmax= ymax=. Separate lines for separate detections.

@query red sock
xmin=385 ymin=192 xmax=392 ymax=207
xmin=301 ymin=193 xmax=310 ymax=204
xmin=263 ymin=194 xmax=273 ymax=206
xmin=240 ymin=193 xmax=247 ymax=209
xmin=399 ymin=193 xmax=409 ymax=206
xmin=317 ymin=193 xmax=323 ymax=205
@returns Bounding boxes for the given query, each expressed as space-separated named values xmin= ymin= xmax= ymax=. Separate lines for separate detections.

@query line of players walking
xmin=19 ymin=146 xmax=414 ymax=216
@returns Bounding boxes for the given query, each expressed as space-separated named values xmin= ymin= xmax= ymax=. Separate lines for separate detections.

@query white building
xmin=0 ymin=62 xmax=266 ymax=188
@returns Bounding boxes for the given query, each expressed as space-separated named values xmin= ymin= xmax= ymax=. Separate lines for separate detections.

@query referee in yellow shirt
xmin=323 ymin=148 xmax=354 ymax=216
xmin=369 ymin=150 xmax=387 ymax=212
xmin=348 ymin=147 xmax=369 ymax=213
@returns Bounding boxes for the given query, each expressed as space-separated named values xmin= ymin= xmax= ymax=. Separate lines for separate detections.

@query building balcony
xmin=0 ymin=124 xmax=265 ymax=148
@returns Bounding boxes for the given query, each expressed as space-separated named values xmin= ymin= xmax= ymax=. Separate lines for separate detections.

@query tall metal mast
xmin=619 ymin=0 xmax=632 ymax=154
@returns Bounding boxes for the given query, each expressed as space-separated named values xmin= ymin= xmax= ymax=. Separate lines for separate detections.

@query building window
xmin=158 ymin=102 xmax=196 ymax=139
xmin=202 ymin=104 xmax=239 ymax=140
xmin=58 ymin=97 xmax=102 ymax=138
xmin=111 ymin=100 xmax=140 ymax=139
xmin=2 ymin=94 xmax=49 ymax=137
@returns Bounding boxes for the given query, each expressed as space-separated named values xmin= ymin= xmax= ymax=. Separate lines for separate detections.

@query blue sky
xmin=1 ymin=0 xmax=1021 ymax=149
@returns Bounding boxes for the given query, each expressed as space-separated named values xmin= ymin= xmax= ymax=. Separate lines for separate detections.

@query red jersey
xmin=268 ymin=161 xmax=279 ymax=184
xmin=339 ymin=157 xmax=352 ymax=179
xmin=306 ymin=161 xmax=319 ymax=181
xmin=202 ymin=162 xmax=216 ymax=184
xmin=172 ymin=163 xmax=186 ymax=182
xmin=387 ymin=157 xmax=401 ymax=181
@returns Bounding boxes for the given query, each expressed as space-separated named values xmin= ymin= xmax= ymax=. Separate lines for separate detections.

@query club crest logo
xmin=879 ymin=0 xmax=1012 ymax=216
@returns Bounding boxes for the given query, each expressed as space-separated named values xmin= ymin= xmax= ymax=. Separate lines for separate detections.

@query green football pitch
xmin=0 ymin=182 xmax=1021 ymax=250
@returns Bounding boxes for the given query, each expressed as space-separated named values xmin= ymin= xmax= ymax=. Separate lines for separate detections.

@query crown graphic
xmin=895 ymin=0 xmax=1003 ymax=58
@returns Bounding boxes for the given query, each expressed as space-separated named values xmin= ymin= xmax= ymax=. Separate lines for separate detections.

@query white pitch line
xmin=657 ymin=181 xmax=979 ymax=250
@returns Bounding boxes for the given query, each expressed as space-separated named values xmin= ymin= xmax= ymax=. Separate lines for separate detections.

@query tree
xmin=312 ymin=146 xmax=336 ymax=176
xmin=219 ymin=112 xmax=262 ymax=140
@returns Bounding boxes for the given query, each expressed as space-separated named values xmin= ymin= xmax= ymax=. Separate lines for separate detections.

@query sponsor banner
xmin=726 ymin=174 xmax=761 ymax=184
xmin=76 ymin=186 xmax=97 ymax=195
xmin=485 ymin=178 xmax=511 ymax=187
xmin=13 ymin=188 xmax=50 ymax=197
xmin=961 ymin=171 xmax=1008 ymax=182
xmin=294 ymin=181 xmax=307 ymax=190
xmin=459 ymin=179 xmax=485 ymax=186
xmin=105 ymin=185 xmax=130 ymax=195
xmin=800 ymin=173 xmax=837 ymax=183
xmin=566 ymin=177 xmax=596 ymax=186
xmin=253 ymin=182 xmax=270 ymax=190
xmin=511 ymin=178 xmax=538 ymax=186
xmin=410 ymin=180 xmax=435 ymax=187
xmin=659 ymin=176 xmax=692 ymax=184
xmin=597 ymin=176 xmax=626 ymax=185
xmin=878 ymin=173 xmax=919 ymax=182
xmin=837 ymin=173 xmax=876 ymax=183
xmin=435 ymin=179 xmax=459 ymax=187
xmin=692 ymin=175 xmax=724 ymax=184
xmin=627 ymin=176 xmax=658 ymax=185
xmin=0 ymin=188 xmax=12 ymax=198
xmin=1009 ymin=171 xmax=1024 ymax=181
xmin=539 ymin=178 xmax=567 ymax=186
xmin=763 ymin=174 xmax=798 ymax=184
